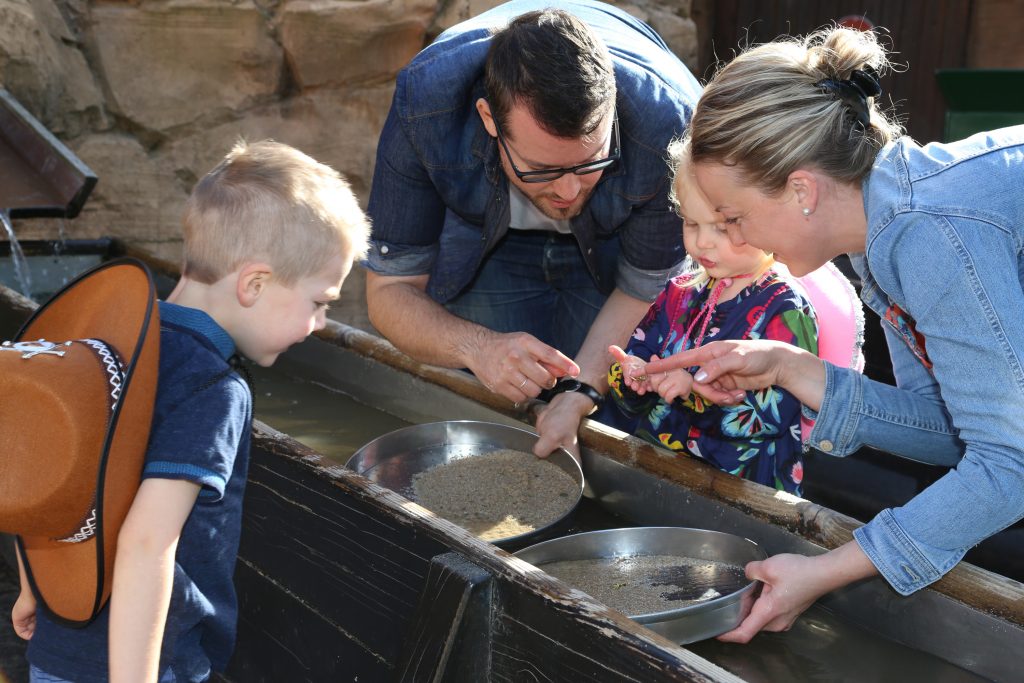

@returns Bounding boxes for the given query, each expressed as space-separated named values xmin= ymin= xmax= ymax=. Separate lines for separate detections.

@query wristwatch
xmin=549 ymin=377 xmax=604 ymax=409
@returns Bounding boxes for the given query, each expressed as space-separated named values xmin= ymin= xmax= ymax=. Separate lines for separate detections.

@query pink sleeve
xmin=792 ymin=261 xmax=866 ymax=441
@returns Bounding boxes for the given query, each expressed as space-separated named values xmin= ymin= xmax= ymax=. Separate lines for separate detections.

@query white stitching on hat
xmin=82 ymin=338 xmax=123 ymax=408
xmin=57 ymin=508 xmax=98 ymax=544
xmin=56 ymin=339 xmax=125 ymax=544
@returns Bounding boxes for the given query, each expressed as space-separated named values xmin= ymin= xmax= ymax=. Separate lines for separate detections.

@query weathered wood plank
xmin=228 ymin=423 xmax=745 ymax=682
xmin=395 ymin=552 xmax=492 ymax=682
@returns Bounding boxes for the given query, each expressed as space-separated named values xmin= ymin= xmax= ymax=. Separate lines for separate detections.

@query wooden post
xmin=395 ymin=552 xmax=493 ymax=682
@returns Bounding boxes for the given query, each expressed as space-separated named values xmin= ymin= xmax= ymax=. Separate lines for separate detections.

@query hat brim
xmin=16 ymin=257 xmax=159 ymax=626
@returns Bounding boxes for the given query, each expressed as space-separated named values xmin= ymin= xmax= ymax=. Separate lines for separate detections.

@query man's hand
xmin=465 ymin=330 xmax=579 ymax=403
xmin=533 ymin=391 xmax=596 ymax=460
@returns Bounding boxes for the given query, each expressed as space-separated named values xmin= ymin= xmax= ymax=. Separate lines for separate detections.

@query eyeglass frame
xmin=490 ymin=107 xmax=620 ymax=184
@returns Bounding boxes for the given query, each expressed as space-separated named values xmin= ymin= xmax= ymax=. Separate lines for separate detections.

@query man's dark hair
xmin=485 ymin=9 xmax=616 ymax=139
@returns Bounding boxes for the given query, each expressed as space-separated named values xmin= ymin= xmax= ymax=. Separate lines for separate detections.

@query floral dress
xmin=595 ymin=270 xmax=818 ymax=495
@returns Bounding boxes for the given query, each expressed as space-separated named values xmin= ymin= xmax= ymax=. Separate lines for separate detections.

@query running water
xmin=54 ymin=218 xmax=68 ymax=255
xmin=0 ymin=210 xmax=32 ymax=297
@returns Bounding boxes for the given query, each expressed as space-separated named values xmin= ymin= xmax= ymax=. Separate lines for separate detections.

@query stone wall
xmin=0 ymin=0 xmax=697 ymax=329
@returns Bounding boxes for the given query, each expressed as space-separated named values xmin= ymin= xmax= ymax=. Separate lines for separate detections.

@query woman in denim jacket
xmin=646 ymin=26 xmax=1024 ymax=643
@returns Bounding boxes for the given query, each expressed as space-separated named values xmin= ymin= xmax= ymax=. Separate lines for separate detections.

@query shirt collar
xmin=158 ymin=301 xmax=236 ymax=360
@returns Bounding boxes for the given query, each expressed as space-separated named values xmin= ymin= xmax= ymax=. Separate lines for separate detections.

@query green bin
xmin=935 ymin=69 xmax=1024 ymax=142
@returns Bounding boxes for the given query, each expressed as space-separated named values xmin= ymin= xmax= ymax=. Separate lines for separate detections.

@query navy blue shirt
xmin=29 ymin=302 xmax=253 ymax=683
xmin=365 ymin=0 xmax=702 ymax=302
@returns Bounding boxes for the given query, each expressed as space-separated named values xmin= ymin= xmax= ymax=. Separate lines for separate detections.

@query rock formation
xmin=0 ymin=0 xmax=698 ymax=329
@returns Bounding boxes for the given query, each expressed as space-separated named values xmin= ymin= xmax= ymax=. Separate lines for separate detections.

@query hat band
xmin=53 ymin=338 xmax=126 ymax=544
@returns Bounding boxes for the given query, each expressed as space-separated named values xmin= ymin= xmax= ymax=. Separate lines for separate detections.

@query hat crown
xmin=0 ymin=339 xmax=121 ymax=538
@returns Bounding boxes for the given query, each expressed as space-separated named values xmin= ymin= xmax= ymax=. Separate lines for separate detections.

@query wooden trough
xmin=1 ymin=245 xmax=1023 ymax=682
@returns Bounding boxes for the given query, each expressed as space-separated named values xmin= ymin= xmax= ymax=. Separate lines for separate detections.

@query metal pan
xmin=346 ymin=420 xmax=584 ymax=549
xmin=514 ymin=527 xmax=765 ymax=644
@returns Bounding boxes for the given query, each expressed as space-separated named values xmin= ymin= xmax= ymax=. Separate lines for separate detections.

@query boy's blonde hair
xmin=689 ymin=26 xmax=902 ymax=195
xmin=182 ymin=140 xmax=370 ymax=285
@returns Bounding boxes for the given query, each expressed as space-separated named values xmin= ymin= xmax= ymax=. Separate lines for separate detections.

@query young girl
xmin=594 ymin=139 xmax=818 ymax=495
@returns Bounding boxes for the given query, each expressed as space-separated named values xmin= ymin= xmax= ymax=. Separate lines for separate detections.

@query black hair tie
xmin=815 ymin=64 xmax=882 ymax=129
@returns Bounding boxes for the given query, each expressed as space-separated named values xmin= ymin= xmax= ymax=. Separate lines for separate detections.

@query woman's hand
xmin=718 ymin=542 xmax=879 ymax=643
xmin=645 ymin=340 xmax=826 ymax=409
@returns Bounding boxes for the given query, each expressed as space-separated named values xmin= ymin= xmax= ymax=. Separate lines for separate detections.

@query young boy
xmin=12 ymin=140 xmax=370 ymax=682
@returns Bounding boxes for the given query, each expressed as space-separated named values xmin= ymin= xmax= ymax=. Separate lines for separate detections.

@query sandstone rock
xmin=281 ymin=0 xmax=436 ymax=89
xmin=1 ymin=0 xmax=700 ymax=333
xmin=605 ymin=1 xmax=697 ymax=70
xmin=67 ymin=132 xmax=187 ymax=246
xmin=431 ymin=0 xmax=502 ymax=36
xmin=0 ymin=0 xmax=105 ymax=138
xmin=87 ymin=1 xmax=283 ymax=134
xmin=162 ymin=84 xmax=395 ymax=204
xmin=643 ymin=8 xmax=698 ymax=72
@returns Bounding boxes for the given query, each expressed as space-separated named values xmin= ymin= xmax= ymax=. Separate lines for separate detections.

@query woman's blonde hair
xmin=182 ymin=140 xmax=370 ymax=285
xmin=689 ymin=26 xmax=903 ymax=194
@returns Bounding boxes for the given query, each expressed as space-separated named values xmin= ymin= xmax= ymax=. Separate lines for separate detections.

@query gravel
xmin=539 ymin=554 xmax=749 ymax=616
xmin=411 ymin=448 xmax=579 ymax=541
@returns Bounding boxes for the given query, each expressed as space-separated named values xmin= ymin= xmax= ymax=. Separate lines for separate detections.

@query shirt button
xmin=818 ymin=440 xmax=834 ymax=453
xmin=380 ymin=245 xmax=389 ymax=255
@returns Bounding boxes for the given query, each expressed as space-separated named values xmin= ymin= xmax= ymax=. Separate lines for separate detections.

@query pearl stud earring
xmin=802 ymin=207 xmax=811 ymax=216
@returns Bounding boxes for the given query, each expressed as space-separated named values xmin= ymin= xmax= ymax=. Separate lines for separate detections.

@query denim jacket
xmin=365 ymin=0 xmax=701 ymax=303
xmin=805 ymin=125 xmax=1024 ymax=594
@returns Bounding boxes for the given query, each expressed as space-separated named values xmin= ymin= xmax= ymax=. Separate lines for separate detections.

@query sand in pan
xmin=540 ymin=555 xmax=749 ymax=616
xmin=411 ymin=448 xmax=578 ymax=541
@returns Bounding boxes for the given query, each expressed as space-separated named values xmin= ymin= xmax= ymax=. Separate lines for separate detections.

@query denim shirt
xmin=805 ymin=125 xmax=1024 ymax=594
xmin=365 ymin=0 xmax=701 ymax=303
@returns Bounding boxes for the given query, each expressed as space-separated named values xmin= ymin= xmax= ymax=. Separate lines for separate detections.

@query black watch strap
xmin=551 ymin=377 xmax=604 ymax=408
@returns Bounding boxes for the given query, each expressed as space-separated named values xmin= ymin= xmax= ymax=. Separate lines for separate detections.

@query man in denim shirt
xmin=365 ymin=0 xmax=700 ymax=457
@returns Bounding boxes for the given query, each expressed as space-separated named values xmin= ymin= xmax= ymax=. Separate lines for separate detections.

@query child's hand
xmin=651 ymin=366 xmax=694 ymax=403
xmin=12 ymin=588 xmax=36 ymax=640
xmin=608 ymin=345 xmax=654 ymax=394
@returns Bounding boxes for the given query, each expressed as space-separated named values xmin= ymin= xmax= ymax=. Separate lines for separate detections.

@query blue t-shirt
xmin=28 ymin=302 xmax=253 ymax=683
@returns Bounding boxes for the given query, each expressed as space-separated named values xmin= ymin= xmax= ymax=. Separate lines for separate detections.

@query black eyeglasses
xmin=492 ymin=110 xmax=620 ymax=184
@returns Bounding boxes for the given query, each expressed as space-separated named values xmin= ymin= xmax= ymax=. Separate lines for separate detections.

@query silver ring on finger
xmin=518 ymin=378 xmax=528 ymax=390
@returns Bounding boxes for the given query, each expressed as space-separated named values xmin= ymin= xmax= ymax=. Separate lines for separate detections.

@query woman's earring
xmin=802 ymin=207 xmax=812 ymax=217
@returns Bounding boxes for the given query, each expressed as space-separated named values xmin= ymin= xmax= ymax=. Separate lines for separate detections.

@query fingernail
xmin=695 ymin=370 xmax=708 ymax=382
xmin=733 ymin=392 xmax=745 ymax=402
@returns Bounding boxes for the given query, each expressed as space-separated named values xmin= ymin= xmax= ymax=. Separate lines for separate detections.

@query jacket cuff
xmin=804 ymin=362 xmax=863 ymax=456
xmin=854 ymin=509 xmax=960 ymax=595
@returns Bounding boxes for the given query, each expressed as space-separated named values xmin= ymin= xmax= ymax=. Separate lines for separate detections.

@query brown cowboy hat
xmin=0 ymin=257 xmax=159 ymax=626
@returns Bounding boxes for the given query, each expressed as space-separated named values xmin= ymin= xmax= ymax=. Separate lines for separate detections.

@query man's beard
xmin=529 ymin=183 xmax=596 ymax=221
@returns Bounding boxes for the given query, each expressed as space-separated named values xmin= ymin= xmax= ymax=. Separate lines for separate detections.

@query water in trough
xmin=247 ymin=360 xmax=987 ymax=683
